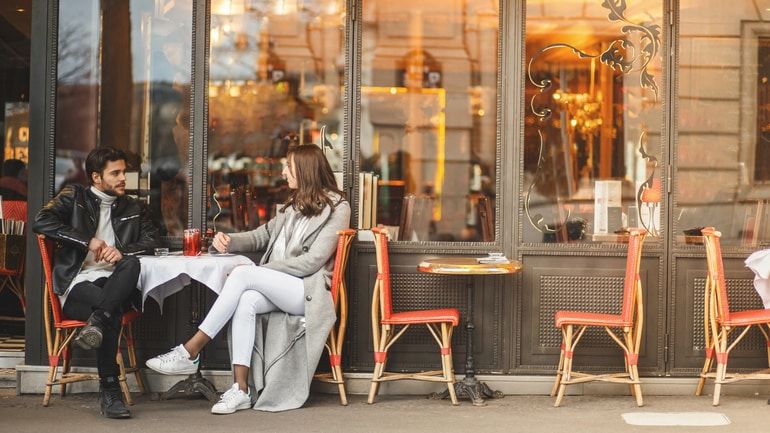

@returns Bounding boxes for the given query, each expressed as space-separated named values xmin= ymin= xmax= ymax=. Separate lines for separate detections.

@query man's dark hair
xmin=1 ymin=159 xmax=25 ymax=178
xmin=85 ymin=147 xmax=127 ymax=185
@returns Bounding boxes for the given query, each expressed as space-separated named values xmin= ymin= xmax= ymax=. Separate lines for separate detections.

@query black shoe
xmin=73 ymin=311 xmax=107 ymax=350
xmin=99 ymin=377 xmax=131 ymax=419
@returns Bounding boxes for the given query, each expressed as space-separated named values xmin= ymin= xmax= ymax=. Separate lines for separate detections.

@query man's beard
xmin=102 ymin=185 xmax=125 ymax=197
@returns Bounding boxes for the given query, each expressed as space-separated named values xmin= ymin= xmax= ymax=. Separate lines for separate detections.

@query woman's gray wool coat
xmin=225 ymin=194 xmax=350 ymax=411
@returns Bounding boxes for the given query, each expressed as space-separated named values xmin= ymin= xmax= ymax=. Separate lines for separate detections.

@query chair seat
xmin=721 ymin=309 xmax=770 ymax=326
xmin=56 ymin=319 xmax=87 ymax=329
xmin=122 ymin=309 xmax=141 ymax=325
xmin=383 ymin=308 xmax=461 ymax=326
xmin=555 ymin=311 xmax=630 ymax=328
xmin=0 ymin=268 xmax=20 ymax=276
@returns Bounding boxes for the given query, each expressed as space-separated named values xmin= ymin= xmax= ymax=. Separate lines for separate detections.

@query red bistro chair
xmin=695 ymin=227 xmax=770 ymax=405
xmin=0 ymin=200 xmax=27 ymax=312
xmin=314 ymin=229 xmax=356 ymax=405
xmin=37 ymin=235 xmax=145 ymax=406
xmin=367 ymin=227 xmax=460 ymax=405
xmin=551 ymin=229 xmax=647 ymax=407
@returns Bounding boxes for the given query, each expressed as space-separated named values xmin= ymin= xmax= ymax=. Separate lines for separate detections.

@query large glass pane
xmin=523 ymin=0 xmax=664 ymax=244
xmin=0 ymin=1 xmax=31 ymax=324
xmin=55 ymin=0 xmax=192 ymax=236
xmin=359 ymin=0 xmax=500 ymax=242
xmin=206 ymin=0 xmax=347 ymax=233
xmin=676 ymin=1 xmax=770 ymax=247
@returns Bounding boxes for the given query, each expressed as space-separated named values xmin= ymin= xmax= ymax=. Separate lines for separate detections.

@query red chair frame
xmin=0 ymin=200 xmax=27 ymax=313
xmin=551 ymin=229 xmax=647 ymax=407
xmin=367 ymin=227 xmax=460 ymax=405
xmin=37 ymin=235 xmax=145 ymax=406
xmin=695 ymin=227 xmax=770 ymax=405
xmin=314 ymin=229 xmax=356 ymax=405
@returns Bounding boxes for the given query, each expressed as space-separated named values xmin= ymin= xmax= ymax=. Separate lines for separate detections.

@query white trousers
xmin=198 ymin=265 xmax=305 ymax=367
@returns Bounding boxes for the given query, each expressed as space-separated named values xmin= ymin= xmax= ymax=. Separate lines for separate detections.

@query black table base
xmin=156 ymin=372 xmax=218 ymax=402
xmin=429 ymin=376 xmax=504 ymax=406
xmin=428 ymin=275 xmax=504 ymax=406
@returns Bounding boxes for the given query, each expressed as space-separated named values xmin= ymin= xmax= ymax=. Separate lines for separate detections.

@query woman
xmin=146 ymin=144 xmax=350 ymax=414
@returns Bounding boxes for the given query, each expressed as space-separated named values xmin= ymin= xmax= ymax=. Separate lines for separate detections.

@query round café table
xmin=418 ymin=257 xmax=521 ymax=406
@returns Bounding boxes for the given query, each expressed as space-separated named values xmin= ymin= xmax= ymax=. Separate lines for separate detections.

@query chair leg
xmin=695 ymin=343 xmax=714 ymax=396
xmin=554 ymin=325 xmax=573 ymax=408
xmin=713 ymin=330 xmax=728 ymax=406
xmin=60 ymin=347 xmax=71 ymax=397
xmin=116 ymin=347 xmax=133 ymax=406
xmin=441 ymin=323 xmax=458 ymax=406
xmin=334 ymin=364 xmax=348 ymax=406
xmin=43 ymin=331 xmax=62 ymax=407
xmin=368 ymin=327 xmax=389 ymax=405
xmin=124 ymin=325 xmax=146 ymax=394
xmin=551 ymin=331 xmax=566 ymax=397
xmin=367 ymin=361 xmax=384 ymax=404
xmin=630 ymin=363 xmax=643 ymax=407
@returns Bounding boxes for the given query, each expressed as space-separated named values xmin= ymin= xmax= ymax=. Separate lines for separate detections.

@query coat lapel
xmin=300 ymin=205 xmax=332 ymax=245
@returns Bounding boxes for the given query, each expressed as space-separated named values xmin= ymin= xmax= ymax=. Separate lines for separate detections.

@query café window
xmin=523 ymin=0 xmax=664 ymax=244
xmin=358 ymin=0 xmax=500 ymax=242
xmin=205 ymin=0 xmax=347 ymax=233
xmin=675 ymin=2 xmax=770 ymax=247
xmin=54 ymin=0 xmax=193 ymax=237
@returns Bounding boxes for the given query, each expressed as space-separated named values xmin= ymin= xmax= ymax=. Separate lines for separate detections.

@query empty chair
xmin=695 ymin=227 xmax=770 ymax=405
xmin=367 ymin=227 xmax=460 ymax=405
xmin=551 ymin=229 xmax=647 ymax=407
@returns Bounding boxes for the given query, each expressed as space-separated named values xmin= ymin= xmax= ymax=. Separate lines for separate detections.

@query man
xmin=33 ymin=147 xmax=158 ymax=419
xmin=0 ymin=159 xmax=28 ymax=200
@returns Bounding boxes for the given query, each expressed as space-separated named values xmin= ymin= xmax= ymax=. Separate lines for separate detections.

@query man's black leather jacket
xmin=33 ymin=184 xmax=159 ymax=295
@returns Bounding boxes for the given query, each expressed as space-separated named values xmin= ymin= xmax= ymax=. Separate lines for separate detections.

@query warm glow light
xmin=213 ymin=0 xmax=245 ymax=15
xmin=640 ymin=178 xmax=662 ymax=203
xmin=274 ymin=0 xmax=298 ymax=15
xmin=389 ymin=87 xmax=397 ymax=94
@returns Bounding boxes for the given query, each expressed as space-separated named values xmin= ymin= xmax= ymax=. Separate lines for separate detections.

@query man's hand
xmin=212 ymin=232 xmax=231 ymax=253
xmin=101 ymin=246 xmax=123 ymax=264
xmin=89 ymin=238 xmax=107 ymax=261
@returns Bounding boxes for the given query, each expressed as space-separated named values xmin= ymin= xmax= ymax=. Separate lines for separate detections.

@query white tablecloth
xmin=746 ymin=248 xmax=770 ymax=309
xmin=137 ymin=253 xmax=255 ymax=311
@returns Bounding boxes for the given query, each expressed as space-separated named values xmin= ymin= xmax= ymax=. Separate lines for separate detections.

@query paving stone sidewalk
xmin=2 ymin=389 xmax=770 ymax=433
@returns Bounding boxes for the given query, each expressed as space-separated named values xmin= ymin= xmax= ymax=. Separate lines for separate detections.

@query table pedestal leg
xmin=157 ymin=372 xmax=218 ymax=402
xmin=429 ymin=277 xmax=504 ymax=406
xmin=156 ymin=283 xmax=217 ymax=402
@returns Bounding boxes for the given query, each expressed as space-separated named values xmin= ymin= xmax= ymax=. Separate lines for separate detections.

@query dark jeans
xmin=62 ymin=256 xmax=140 ymax=379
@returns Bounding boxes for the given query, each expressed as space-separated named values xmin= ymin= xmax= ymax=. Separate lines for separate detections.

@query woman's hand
xmin=212 ymin=231 xmax=231 ymax=253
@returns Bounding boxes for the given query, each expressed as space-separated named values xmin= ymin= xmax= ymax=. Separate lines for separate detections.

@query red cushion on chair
xmin=721 ymin=309 xmax=770 ymax=326
xmin=382 ymin=308 xmax=460 ymax=326
xmin=554 ymin=310 xmax=629 ymax=328
xmin=57 ymin=319 xmax=87 ymax=329
xmin=0 ymin=268 xmax=20 ymax=276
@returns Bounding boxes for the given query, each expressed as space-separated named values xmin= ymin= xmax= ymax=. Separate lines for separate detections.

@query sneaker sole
xmin=145 ymin=362 xmax=199 ymax=376
xmin=211 ymin=402 xmax=251 ymax=415
xmin=100 ymin=409 xmax=131 ymax=419
xmin=74 ymin=327 xmax=103 ymax=350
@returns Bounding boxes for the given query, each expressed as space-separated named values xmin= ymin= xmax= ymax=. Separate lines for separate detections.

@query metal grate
xmin=538 ymin=275 xmax=625 ymax=349
xmin=692 ymin=277 xmax=765 ymax=351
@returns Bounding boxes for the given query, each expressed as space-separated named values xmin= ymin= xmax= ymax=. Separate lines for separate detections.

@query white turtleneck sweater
xmin=60 ymin=186 xmax=118 ymax=305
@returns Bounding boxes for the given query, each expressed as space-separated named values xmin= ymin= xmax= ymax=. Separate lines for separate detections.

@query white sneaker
xmin=145 ymin=344 xmax=200 ymax=375
xmin=211 ymin=384 xmax=252 ymax=415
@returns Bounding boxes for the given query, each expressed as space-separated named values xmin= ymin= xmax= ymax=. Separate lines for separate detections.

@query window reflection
xmin=54 ymin=0 xmax=192 ymax=236
xmin=523 ymin=0 xmax=663 ymax=243
xmin=359 ymin=0 xmax=500 ymax=242
xmin=676 ymin=0 xmax=770 ymax=246
xmin=206 ymin=0 xmax=346 ymax=233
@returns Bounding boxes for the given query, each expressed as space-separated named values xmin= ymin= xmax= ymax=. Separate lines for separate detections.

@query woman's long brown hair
xmin=282 ymin=144 xmax=345 ymax=217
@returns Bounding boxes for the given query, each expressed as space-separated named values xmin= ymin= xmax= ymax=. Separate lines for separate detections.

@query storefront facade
xmin=18 ymin=0 xmax=770 ymax=388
